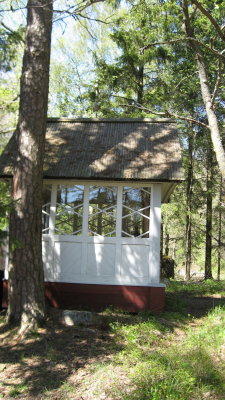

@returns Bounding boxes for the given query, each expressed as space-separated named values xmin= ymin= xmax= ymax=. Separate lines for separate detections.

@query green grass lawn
xmin=0 ymin=280 xmax=224 ymax=400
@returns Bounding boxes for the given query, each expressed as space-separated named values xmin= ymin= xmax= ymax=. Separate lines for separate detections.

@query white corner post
xmin=149 ymin=184 xmax=162 ymax=284
xmin=49 ymin=184 xmax=57 ymax=235
xmin=81 ymin=184 xmax=90 ymax=275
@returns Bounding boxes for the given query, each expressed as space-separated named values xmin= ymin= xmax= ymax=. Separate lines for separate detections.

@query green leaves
xmin=0 ymin=182 xmax=12 ymax=238
xmin=0 ymin=25 xmax=24 ymax=72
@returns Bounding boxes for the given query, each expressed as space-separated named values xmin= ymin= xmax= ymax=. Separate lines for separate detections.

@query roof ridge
xmin=47 ymin=117 xmax=175 ymax=123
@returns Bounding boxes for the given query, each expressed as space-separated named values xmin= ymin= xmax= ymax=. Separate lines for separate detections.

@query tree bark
xmin=8 ymin=0 xmax=53 ymax=331
xmin=165 ymin=232 xmax=169 ymax=257
xmin=204 ymin=143 xmax=213 ymax=280
xmin=185 ymin=128 xmax=194 ymax=280
xmin=172 ymin=240 xmax=176 ymax=260
xmin=182 ymin=0 xmax=225 ymax=181
xmin=137 ymin=65 xmax=144 ymax=106
xmin=217 ymin=175 xmax=222 ymax=280
xmin=160 ymin=216 xmax=163 ymax=260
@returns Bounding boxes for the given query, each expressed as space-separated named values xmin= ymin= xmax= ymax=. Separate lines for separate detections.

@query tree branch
xmin=72 ymin=14 xmax=97 ymax=40
xmin=166 ymin=111 xmax=209 ymax=129
xmin=190 ymin=0 xmax=225 ymax=42
xmin=174 ymin=71 xmax=199 ymax=90
xmin=1 ymin=0 xmax=106 ymax=19
xmin=114 ymin=96 xmax=209 ymax=128
xmin=75 ymin=13 xmax=109 ymax=24
xmin=54 ymin=0 xmax=105 ymax=19
xmin=54 ymin=11 xmax=108 ymax=25
xmin=141 ymin=38 xmax=225 ymax=60
xmin=1 ymin=22 xmax=25 ymax=43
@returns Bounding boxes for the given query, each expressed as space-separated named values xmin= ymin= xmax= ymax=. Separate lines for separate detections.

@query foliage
xmin=0 ymin=181 xmax=11 ymax=239
xmin=48 ymin=2 xmax=119 ymax=117
xmin=0 ymin=25 xmax=24 ymax=72
xmin=0 ymin=22 xmax=24 ymax=137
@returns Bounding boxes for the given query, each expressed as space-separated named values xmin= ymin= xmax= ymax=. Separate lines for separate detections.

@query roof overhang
xmin=0 ymin=118 xmax=184 ymax=202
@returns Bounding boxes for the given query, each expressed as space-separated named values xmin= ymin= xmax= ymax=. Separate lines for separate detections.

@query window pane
xmin=88 ymin=186 xmax=117 ymax=237
xmin=55 ymin=185 xmax=84 ymax=235
xmin=122 ymin=187 xmax=151 ymax=238
xmin=42 ymin=185 xmax=52 ymax=234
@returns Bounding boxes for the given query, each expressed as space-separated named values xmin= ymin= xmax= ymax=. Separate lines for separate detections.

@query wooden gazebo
xmin=0 ymin=118 xmax=184 ymax=312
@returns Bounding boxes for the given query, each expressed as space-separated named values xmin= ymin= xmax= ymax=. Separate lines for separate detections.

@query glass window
xmin=88 ymin=186 xmax=117 ymax=236
xmin=55 ymin=185 xmax=84 ymax=235
xmin=122 ymin=187 xmax=151 ymax=238
xmin=42 ymin=185 xmax=52 ymax=233
xmin=42 ymin=184 xmax=151 ymax=238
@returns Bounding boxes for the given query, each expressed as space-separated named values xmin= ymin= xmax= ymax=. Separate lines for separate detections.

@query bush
xmin=161 ymin=256 xmax=175 ymax=279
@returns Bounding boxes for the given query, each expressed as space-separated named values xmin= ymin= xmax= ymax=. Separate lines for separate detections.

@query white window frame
xmin=42 ymin=181 xmax=153 ymax=239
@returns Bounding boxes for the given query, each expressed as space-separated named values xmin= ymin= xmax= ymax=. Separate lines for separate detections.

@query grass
xmin=8 ymin=383 xmax=30 ymax=398
xmin=166 ymin=279 xmax=225 ymax=296
xmin=85 ymin=305 xmax=225 ymax=400
xmin=0 ymin=280 xmax=224 ymax=399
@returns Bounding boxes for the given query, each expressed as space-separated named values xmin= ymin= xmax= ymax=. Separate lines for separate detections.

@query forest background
xmin=0 ymin=0 xmax=225 ymax=282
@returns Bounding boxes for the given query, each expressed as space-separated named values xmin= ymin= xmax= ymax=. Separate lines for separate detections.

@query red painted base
xmin=45 ymin=282 xmax=165 ymax=312
xmin=2 ymin=280 xmax=8 ymax=309
xmin=2 ymin=281 xmax=165 ymax=313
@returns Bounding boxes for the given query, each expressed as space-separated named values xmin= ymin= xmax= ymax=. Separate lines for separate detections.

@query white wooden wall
xmin=42 ymin=182 xmax=162 ymax=287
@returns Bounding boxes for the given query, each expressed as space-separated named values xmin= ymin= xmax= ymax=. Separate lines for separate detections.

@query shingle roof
xmin=0 ymin=118 xmax=184 ymax=182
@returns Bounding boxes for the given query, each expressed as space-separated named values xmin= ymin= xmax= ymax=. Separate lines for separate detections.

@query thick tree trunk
xmin=8 ymin=0 xmax=53 ymax=330
xmin=182 ymin=0 xmax=225 ymax=181
xmin=185 ymin=128 xmax=194 ymax=280
xmin=204 ymin=144 xmax=213 ymax=280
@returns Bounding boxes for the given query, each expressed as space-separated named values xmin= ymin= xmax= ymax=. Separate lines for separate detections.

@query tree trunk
xmin=172 ymin=240 xmax=176 ymax=260
xmin=160 ymin=216 xmax=163 ymax=260
xmin=8 ymin=0 xmax=53 ymax=331
xmin=137 ymin=65 xmax=144 ymax=106
xmin=165 ymin=232 xmax=170 ymax=257
xmin=217 ymin=175 xmax=222 ymax=280
xmin=204 ymin=143 xmax=213 ymax=280
xmin=185 ymin=128 xmax=194 ymax=280
xmin=182 ymin=0 xmax=225 ymax=181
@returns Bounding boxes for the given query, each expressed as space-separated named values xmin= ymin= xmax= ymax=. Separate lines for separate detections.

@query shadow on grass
xmin=165 ymin=286 xmax=225 ymax=319
xmin=0 ymin=318 xmax=121 ymax=398
xmin=122 ymin=346 xmax=225 ymax=400
xmin=105 ymin=288 xmax=225 ymax=335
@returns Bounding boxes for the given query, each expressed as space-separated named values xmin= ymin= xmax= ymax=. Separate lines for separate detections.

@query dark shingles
xmin=0 ymin=119 xmax=184 ymax=182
